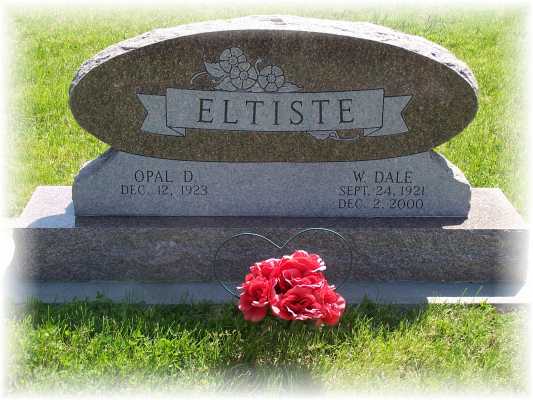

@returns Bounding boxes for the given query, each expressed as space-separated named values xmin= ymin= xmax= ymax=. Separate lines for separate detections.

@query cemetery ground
xmin=5 ymin=5 xmax=529 ymax=394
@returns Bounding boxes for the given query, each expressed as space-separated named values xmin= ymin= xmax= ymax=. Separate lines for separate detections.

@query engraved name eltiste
xmin=137 ymin=89 xmax=411 ymax=139
xmin=337 ymin=169 xmax=426 ymax=211
xmin=195 ymin=91 xmax=380 ymax=129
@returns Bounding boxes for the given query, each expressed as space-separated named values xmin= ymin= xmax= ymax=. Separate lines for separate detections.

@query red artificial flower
xmin=246 ymin=257 xmax=278 ymax=281
xmin=271 ymin=250 xmax=326 ymax=293
xmin=238 ymin=276 xmax=272 ymax=322
xmin=237 ymin=249 xmax=346 ymax=325
xmin=316 ymin=285 xmax=346 ymax=326
xmin=270 ymin=285 xmax=324 ymax=321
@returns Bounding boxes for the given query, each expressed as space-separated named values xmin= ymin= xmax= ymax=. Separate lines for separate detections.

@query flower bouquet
xmin=238 ymin=250 xmax=346 ymax=326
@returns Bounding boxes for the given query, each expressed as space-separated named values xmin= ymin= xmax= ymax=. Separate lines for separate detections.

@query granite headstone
xmin=70 ymin=15 xmax=476 ymax=217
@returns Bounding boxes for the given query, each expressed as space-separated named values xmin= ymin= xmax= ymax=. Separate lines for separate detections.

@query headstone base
xmin=6 ymin=281 xmax=528 ymax=308
xmin=8 ymin=186 xmax=527 ymax=304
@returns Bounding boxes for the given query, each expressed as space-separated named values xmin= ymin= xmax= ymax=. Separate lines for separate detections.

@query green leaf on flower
xmin=215 ymin=76 xmax=237 ymax=91
xmin=204 ymin=62 xmax=226 ymax=79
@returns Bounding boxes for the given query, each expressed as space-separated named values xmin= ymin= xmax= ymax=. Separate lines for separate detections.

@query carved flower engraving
xmin=192 ymin=47 xmax=302 ymax=93
xmin=230 ymin=62 xmax=258 ymax=90
xmin=258 ymin=65 xmax=285 ymax=92
xmin=219 ymin=47 xmax=247 ymax=73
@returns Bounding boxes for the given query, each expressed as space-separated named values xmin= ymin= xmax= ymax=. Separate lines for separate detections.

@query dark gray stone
xmin=69 ymin=15 xmax=477 ymax=162
xmin=73 ymin=149 xmax=471 ymax=217
xmin=9 ymin=186 xmax=527 ymax=284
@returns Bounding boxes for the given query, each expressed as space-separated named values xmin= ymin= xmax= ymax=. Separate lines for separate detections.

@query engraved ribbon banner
xmin=137 ymin=89 xmax=411 ymax=139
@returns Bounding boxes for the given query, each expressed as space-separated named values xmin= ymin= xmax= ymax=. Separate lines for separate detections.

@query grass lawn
xmin=6 ymin=300 xmax=527 ymax=394
xmin=4 ymin=3 xmax=529 ymax=396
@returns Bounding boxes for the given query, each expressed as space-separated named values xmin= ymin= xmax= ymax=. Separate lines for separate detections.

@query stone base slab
xmin=5 ymin=281 xmax=529 ymax=308
xmin=8 ymin=186 xmax=528 ymax=286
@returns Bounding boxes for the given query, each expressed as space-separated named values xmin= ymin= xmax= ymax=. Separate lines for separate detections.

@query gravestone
xmin=70 ymin=15 xmax=476 ymax=217
xmin=8 ymin=16 xmax=527 ymax=305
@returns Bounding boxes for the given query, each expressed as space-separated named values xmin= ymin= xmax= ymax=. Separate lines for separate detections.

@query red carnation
xmin=246 ymin=257 xmax=278 ymax=281
xmin=271 ymin=250 xmax=326 ymax=293
xmin=316 ymin=285 xmax=346 ymax=326
xmin=270 ymin=285 xmax=324 ymax=321
xmin=238 ymin=276 xmax=272 ymax=322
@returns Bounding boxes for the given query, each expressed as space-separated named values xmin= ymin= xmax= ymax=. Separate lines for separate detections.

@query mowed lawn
xmin=5 ymin=4 xmax=529 ymax=395
xmin=7 ymin=300 xmax=527 ymax=394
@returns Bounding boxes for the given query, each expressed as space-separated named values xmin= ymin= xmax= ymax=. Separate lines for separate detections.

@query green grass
xmin=6 ymin=299 xmax=527 ymax=394
xmin=5 ymin=5 xmax=528 ymax=216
